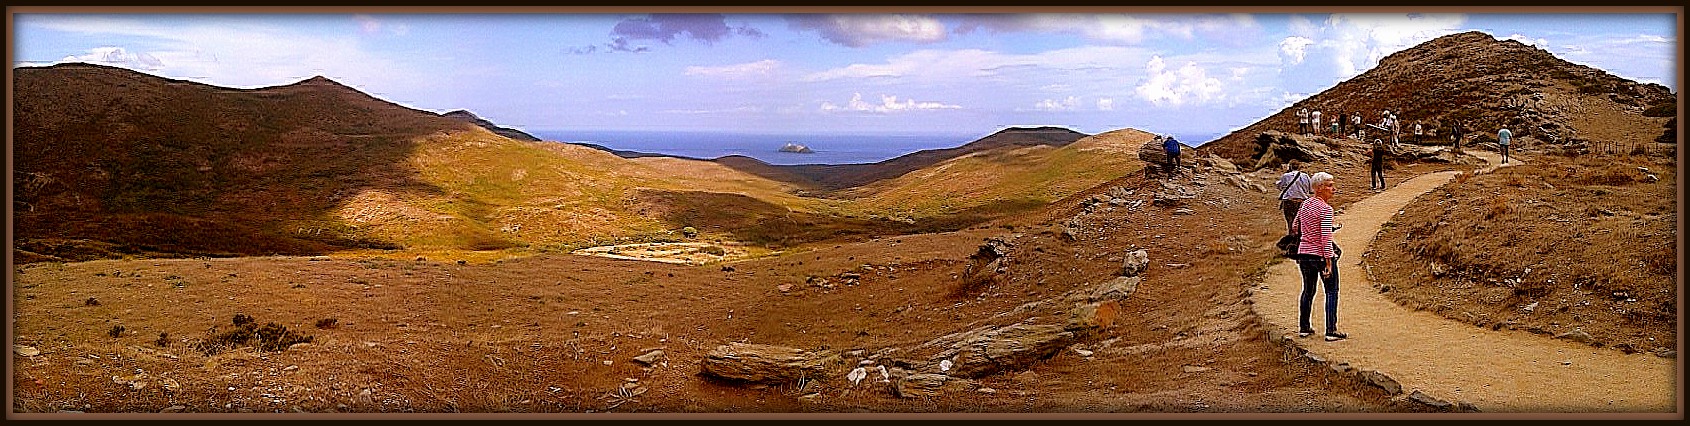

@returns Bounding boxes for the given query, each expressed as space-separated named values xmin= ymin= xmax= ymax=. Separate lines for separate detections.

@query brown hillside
xmin=12 ymin=63 xmax=477 ymax=260
xmin=726 ymin=127 xmax=1091 ymax=191
xmin=1201 ymin=31 xmax=1676 ymax=169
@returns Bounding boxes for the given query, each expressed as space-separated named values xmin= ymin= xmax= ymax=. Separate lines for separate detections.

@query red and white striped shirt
xmin=1295 ymin=196 xmax=1336 ymax=259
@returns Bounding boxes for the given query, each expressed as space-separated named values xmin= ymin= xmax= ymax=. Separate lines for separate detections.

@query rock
xmin=1205 ymin=154 xmax=1240 ymax=174
xmin=847 ymin=367 xmax=869 ymax=385
xmin=1181 ymin=365 xmax=1211 ymax=373
xmin=14 ymin=345 xmax=41 ymax=357
xmin=977 ymin=387 xmax=997 ymax=394
xmin=632 ymin=349 xmax=665 ymax=366
xmin=602 ymin=360 xmax=614 ymax=366
xmin=160 ymin=405 xmax=186 ymax=413
xmin=700 ymin=343 xmax=842 ymax=384
xmin=1555 ymin=329 xmax=1596 ymax=345
xmin=1359 ymin=369 xmax=1403 ymax=395
xmin=1174 ymin=208 xmax=1195 ymax=215
xmin=1119 ymin=249 xmax=1150 ymax=277
xmin=1090 ymin=276 xmax=1141 ymax=302
xmin=894 ymin=373 xmax=976 ymax=398
xmin=283 ymin=365 xmax=299 ymax=372
xmin=943 ymin=324 xmax=1078 ymax=379
xmin=160 ymin=377 xmax=181 ymax=392
xmin=1408 ymin=390 xmax=1453 ymax=409
xmin=776 ymin=284 xmax=793 ymax=293
xmin=75 ymin=359 xmax=95 ymax=367
xmin=1066 ymin=301 xmax=1122 ymax=330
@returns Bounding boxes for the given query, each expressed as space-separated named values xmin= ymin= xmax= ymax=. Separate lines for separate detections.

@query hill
xmin=441 ymin=110 xmax=542 ymax=141
xmin=1200 ymin=31 xmax=1675 ymax=170
xmin=12 ymin=64 xmax=1144 ymax=262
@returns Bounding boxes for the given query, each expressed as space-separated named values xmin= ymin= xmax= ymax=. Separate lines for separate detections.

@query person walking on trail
xmin=1498 ymin=127 xmax=1512 ymax=164
xmin=1274 ymin=161 xmax=1312 ymax=235
xmin=1369 ymin=139 xmax=1388 ymax=190
xmin=1451 ymin=120 xmax=1464 ymax=150
xmin=1295 ymin=171 xmax=1345 ymax=341
xmin=1163 ymin=135 xmax=1183 ymax=174
xmin=1297 ymin=107 xmax=1309 ymax=134
xmin=1311 ymin=109 xmax=1322 ymax=136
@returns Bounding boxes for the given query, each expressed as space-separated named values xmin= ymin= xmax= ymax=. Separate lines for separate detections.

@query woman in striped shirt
xmin=1295 ymin=172 xmax=1346 ymax=341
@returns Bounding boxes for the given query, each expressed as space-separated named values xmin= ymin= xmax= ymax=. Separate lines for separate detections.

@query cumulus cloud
xmin=1135 ymin=56 xmax=1226 ymax=107
xmin=786 ymin=14 xmax=946 ymax=47
xmin=955 ymin=13 xmax=1261 ymax=45
xmin=1033 ymin=96 xmax=1080 ymax=112
xmin=1278 ymin=36 xmax=1314 ymax=65
xmin=820 ymin=93 xmax=961 ymax=113
xmin=1096 ymin=97 xmax=1114 ymax=111
xmin=684 ymin=59 xmax=781 ymax=78
xmin=1274 ymin=13 xmax=1467 ymax=95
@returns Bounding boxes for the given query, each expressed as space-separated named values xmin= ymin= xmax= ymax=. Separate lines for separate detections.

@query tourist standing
xmin=1311 ymin=109 xmax=1322 ymax=136
xmin=1451 ymin=120 xmax=1464 ymax=150
xmin=1413 ymin=121 xmax=1423 ymax=143
xmin=1370 ymin=139 xmax=1388 ymax=190
xmin=1498 ymin=127 xmax=1512 ymax=164
xmin=1297 ymin=107 xmax=1309 ymax=134
xmin=1275 ymin=161 xmax=1312 ymax=235
xmin=1295 ymin=172 xmax=1345 ymax=341
xmin=1351 ymin=113 xmax=1362 ymax=139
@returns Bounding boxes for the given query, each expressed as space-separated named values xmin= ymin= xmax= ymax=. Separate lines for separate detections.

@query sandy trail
xmin=1251 ymin=151 xmax=1678 ymax=413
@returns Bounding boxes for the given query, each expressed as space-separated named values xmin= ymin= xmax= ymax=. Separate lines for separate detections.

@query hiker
xmin=1498 ymin=127 xmax=1512 ymax=164
xmin=1295 ymin=171 xmax=1345 ymax=341
xmin=1351 ymin=113 xmax=1362 ymax=139
xmin=1163 ymin=135 xmax=1182 ymax=174
xmin=1310 ymin=109 xmax=1322 ymax=136
xmin=1413 ymin=121 xmax=1423 ymax=143
xmin=1297 ymin=107 xmax=1309 ymax=134
xmin=1451 ymin=120 xmax=1464 ymax=150
xmin=1274 ymin=161 xmax=1312 ymax=235
xmin=1337 ymin=111 xmax=1348 ymax=135
xmin=1370 ymin=139 xmax=1388 ymax=190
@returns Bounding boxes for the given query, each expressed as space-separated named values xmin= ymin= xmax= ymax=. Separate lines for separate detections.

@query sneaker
xmin=1298 ymin=329 xmax=1315 ymax=337
xmin=1324 ymin=332 xmax=1348 ymax=341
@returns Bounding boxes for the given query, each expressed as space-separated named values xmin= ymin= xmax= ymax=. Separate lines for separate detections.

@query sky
xmin=10 ymin=9 xmax=1681 ymax=143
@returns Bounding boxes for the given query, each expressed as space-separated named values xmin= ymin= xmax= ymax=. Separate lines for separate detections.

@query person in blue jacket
xmin=1163 ymin=135 xmax=1182 ymax=174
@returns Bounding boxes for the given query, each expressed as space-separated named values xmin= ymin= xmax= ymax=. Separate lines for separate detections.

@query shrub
xmin=1642 ymin=102 xmax=1675 ymax=117
xmin=195 ymin=313 xmax=315 ymax=355
xmin=315 ymin=318 xmax=339 ymax=329
xmin=681 ymin=226 xmax=699 ymax=238
xmin=108 ymin=325 xmax=125 ymax=338
xmin=699 ymin=245 xmax=727 ymax=256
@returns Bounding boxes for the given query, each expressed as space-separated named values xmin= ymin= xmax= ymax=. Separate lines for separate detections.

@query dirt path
xmin=1251 ymin=151 xmax=1678 ymax=413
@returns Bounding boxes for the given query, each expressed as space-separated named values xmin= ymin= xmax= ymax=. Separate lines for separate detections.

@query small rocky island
xmin=779 ymin=142 xmax=815 ymax=154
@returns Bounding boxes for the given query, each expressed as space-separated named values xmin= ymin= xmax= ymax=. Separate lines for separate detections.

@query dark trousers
xmin=1166 ymin=150 xmax=1181 ymax=173
xmin=1279 ymin=199 xmax=1302 ymax=234
xmin=1501 ymin=143 xmax=1509 ymax=163
xmin=1370 ymin=164 xmax=1385 ymax=189
xmin=1295 ymin=255 xmax=1340 ymax=334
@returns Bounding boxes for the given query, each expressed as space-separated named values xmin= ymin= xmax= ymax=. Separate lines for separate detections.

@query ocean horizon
xmin=531 ymin=129 xmax=1225 ymax=166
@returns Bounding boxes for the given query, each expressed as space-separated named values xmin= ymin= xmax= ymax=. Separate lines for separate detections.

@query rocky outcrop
xmin=1118 ymin=249 xmax=1150 ymax=277
xmin=894 ymin=373 xmax=977 ymax=397
xmin=699 ymin=343 xmax=842 ymax=383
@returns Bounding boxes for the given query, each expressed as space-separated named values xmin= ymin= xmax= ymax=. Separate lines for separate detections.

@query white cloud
xmin=1502 ymin=33 xmax=1548 ymax=48
xmin=1096 ymin=98 xmax=1115 ymax=111
xmin=956 ymin=13 xmax=1262 ymax=45
xmin=1278 ymin=36 xmax=1314 ymax=65
xmin=819 ymin=93 xmax=961 ymax=113
xmin=684 ymin=59 xmax=781 ymax=78
xmin=1230 ymin=67 xmax=1249 ymax=81
xmin=56 ymin=46 xmax=167 ymax=70
xmin=786 ymin=14 xmax=946 ymax=47
xmin=1033 ymin=96 xmax=1080 ymax=112
xmin=1135 ymin=56 xmax=1226 ymax=107
xmin=355 ymin=15 xmax=382 ymax=34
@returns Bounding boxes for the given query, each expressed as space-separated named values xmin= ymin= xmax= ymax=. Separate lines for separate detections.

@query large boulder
xmin=1119 ymin=249 xmax=1150 ymax=277
xmin=941 ymin=324 xmax=1078 ymax=379
xmin=700 ymin=343 xmax=843 ymax=383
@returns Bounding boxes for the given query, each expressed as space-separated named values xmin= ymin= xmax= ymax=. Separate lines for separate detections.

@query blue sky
xmin=11 ymin=9 xmax=1680 ymax=142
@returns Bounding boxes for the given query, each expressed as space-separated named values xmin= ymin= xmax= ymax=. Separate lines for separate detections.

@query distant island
xmin=779 ymin=142 xmax=815 ymax=154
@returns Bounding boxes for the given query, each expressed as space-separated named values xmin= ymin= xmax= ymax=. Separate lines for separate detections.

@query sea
xmin=530 ymin=129 xmax=1225 ymax=166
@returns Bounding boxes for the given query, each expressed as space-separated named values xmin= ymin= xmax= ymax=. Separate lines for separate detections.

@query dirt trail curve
xmin=1251 ymin=151 xmax=1678 ymax=413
